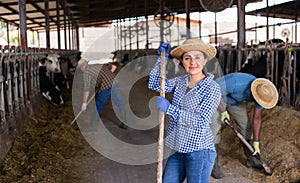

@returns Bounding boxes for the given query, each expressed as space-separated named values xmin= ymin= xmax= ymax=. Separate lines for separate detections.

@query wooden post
xmin=157 ymin=50 xmax=166 ymax=183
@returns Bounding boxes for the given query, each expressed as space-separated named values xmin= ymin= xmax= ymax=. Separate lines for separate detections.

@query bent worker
xmin=77 ymin=59 xmax=127 ymax=131
xmin=210 ymin=72 xmax=278 ymax=179
xmin=148 ymin=39 xmax=221 ymax=183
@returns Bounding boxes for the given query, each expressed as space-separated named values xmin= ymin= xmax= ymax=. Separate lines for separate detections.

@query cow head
xmin=45 ymin=53 xmax=61 ymax=73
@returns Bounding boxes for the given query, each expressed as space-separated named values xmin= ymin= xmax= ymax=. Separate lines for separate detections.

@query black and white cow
xmin=39 ymin=64 xmax=64 ymax=105
xmin=239 ymin=39 xmax=300 ymax=106
xmin=39 ymin=53 xmax=65 ymax=105
xmin=239 ymin=49 xmax=268 ymax=78
xmin=54 ymin=56 xmax=71 ymax=89
xmin=43 ymin=53 xmax=72 ymax=89
xmin=240 ymin=39 xmax=286 ymax=80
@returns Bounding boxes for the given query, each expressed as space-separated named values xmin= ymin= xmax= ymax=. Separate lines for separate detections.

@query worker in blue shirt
xmin=210 ymin=72 xmax=278 ymax=179
xmin=148 ymin=39 xmax=221 ymax=183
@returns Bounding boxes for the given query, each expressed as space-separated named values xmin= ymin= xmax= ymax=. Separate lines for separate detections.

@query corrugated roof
xmin=0 ymin=0 xmax=261 ymax=32
xmin=246 ymin=0 xmax=300 ymax=21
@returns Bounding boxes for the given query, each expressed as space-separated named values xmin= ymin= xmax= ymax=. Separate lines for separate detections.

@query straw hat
xmin=251 ymin=78 xmax=278 ymax=109
xmin=77 ymin=58 xmax=88 ymax=69
xmin=170 ymin=38 xmax=217 ymax=61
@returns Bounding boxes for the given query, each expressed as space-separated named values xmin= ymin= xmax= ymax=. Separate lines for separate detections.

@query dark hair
xmin=180 ymin=51 xmax=207 ymax=60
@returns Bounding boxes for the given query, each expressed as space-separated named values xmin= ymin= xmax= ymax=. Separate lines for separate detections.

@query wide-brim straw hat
xmin=251 ymin=78 xmax=278 ymax=109
xmin=170 ymin=38 xmax=217 ymax=61
xmin=77 ymin=58 xmax=88 ymax=69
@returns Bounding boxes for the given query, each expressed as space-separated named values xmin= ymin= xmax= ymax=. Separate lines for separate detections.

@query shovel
xmin=223 ymin=118 xmax=273 ymax=175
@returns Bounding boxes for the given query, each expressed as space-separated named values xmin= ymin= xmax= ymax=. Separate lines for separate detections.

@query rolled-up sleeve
xmin=148 ymin=57 xmax=177 ymax=93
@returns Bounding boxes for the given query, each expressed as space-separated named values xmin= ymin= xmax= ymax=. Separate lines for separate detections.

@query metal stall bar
xmin=64 ymin=2 xmax=68 ymax=50
xmin=185 ymin=0 xmax=191 ymax=39
xmin=237 ymin=0 xmax=246 ymax=71
xmin=10 ymin=46 xmax=19 ymax=110
xmin=145 ymin=0 xmax=149 ymax=50
xmin=45 ymin=0 xmax=50 ymax=49
xmin=56 ymin=0 xmax=61 ymax=50
xmin=292 ymin=50 xmax=297 ymax=104
xmin=17 ymin=47 xmax=25 ymax=107
xmin=0 ymin=46 xmax=6 ymax=122
xmin=3 ymin=46 xmax=13 ymax=117
xmin=29 ymin=48 xmax=34 ymax=95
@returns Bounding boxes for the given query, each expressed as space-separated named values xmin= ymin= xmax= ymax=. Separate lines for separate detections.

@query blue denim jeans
xmin=162 ymin=150 xmax=216 ymax=183
xmin=95 ymin=84 xmax=125 ymax=115
xmin=89 ymin=84 xmax=125 ymax=126
xmin=95 ymin=87 xmax=112 ymax=116
xmin=111 ymin=83 xmax=125 ymax=111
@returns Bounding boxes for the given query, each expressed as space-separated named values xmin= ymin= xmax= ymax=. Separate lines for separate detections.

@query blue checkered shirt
xmin=148 ymin=58 xmax=221 ymax=153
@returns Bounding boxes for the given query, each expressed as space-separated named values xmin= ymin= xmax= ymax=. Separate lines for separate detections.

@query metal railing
xmin=217 ymin=45 xmax=300 ymax=108
xmin=0 ymin=45 xmax=79 ymax=124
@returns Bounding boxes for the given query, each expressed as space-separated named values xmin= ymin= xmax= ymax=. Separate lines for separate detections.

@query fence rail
xmin=217 ymin=45 xmax=300 ymax=108
xmin=0 ymin=45 xmax=78 ymax=124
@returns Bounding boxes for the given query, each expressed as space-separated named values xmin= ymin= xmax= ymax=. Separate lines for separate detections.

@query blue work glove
xmin=156 ymin=96 xmax=170 ymax=112
xmin=158 ymin=43 xmax=171 ymax=59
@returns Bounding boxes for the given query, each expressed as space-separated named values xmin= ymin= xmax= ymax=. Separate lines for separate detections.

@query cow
xmin=239 ymin=49 xmax=268 ymax=78
xmin=39 ymin=65 xmax=64 ymax=105
xmin=239 ymin=39 xmax=300 ymax=106
xmin=44 ymin=53 xmax=61 ymax=73
xmin=239 ymin=39 xmax=286 ymax=80
xmin=42 ymin=53 xmax=71 ymax=89
xmin=54 ymin=56 xmax=74 ymax=89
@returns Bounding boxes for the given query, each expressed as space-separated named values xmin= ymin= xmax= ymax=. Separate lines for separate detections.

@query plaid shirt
xmin=148 ymin=58 xmax=221 ymax=153
xmin=83 ymin=64 xmax=115 ymax=92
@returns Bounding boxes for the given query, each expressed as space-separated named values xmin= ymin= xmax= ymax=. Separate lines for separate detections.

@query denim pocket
xmin=207 ymin=150 xmax=217 ymax=164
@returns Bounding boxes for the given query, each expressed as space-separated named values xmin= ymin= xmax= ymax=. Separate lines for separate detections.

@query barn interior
xmin=0 ymin=0 xmax=299 ymax=182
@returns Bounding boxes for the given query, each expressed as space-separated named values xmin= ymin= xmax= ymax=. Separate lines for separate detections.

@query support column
xmin=76 ymin=25 xmax=79 ymax=50
xmin=295 ymin=0 xmax=298 ymax=43
xmin=198 ymin=13 xmax=202 ymax=39
xmin=68 ymin=18 xmax=71 ymax=50
xmin=19 ymin=0 xmax=30 ymax=101
xmin=64 ymin=3 xmax=67 ymax=49
xmin=214 ymin=13 xmax=217 ymax=45
xmin=136 ymin=17 xmax=139 ymax=50
xmin=237 ymin=0 xmax=246 ymax=71
xmin=145 ymin=0 xmax=149 ymax=49
xmin=6 ymin=22 xmax=10 ymax=46
xmin=266 ymin=0 xmax=269 ymax=40
xmin=185 ymin=0 xmax=191 ymax=39
xmin=56 ymin=0 xmax=61 ymax=50
xmin=19 ymin=0 xmax=27 ymax=50
xmin=159 ymin=0 xmax=164 ymax=43
xmin=45 ymin=0 xmax=50 ymax=49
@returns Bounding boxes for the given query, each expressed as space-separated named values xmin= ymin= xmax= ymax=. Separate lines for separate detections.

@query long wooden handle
xmin=157 ymin=49 xmax=166 ymax=183
xmin=224 ymin=118 xmax=272 ymax=175
xmin=70 ymin=91 xmax=97 ymax=126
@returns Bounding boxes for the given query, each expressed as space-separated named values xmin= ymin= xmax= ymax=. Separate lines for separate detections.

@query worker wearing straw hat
xmin=148 ymin=39 xmax=221 ymax=183
xmin=210 ymin=72 xmax=278 ymax=179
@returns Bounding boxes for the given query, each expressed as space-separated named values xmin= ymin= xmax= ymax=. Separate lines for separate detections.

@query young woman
xmin=148 ymin=39 xmax=221 ymax=183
